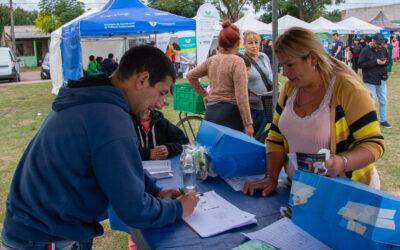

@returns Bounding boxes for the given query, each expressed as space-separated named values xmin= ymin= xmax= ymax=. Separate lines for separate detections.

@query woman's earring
xmin=313 ymin=65 xmax=316 ymax=70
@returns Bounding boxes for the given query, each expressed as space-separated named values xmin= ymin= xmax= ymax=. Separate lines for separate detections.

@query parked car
xmin=0 ymin=47 xmax=20 ymax=82
xmin=40 ymin=52 xmax=51 ymax=80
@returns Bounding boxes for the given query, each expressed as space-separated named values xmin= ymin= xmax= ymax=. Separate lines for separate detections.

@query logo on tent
xmin=205 ymin=10 xmax=211 ymax=15
xmin=149 ymin=22 xmax=157 ymax=27
xmin=185 ymin=39 xmax=192 ymax=43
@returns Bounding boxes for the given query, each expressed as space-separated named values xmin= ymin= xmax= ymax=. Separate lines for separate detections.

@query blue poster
xmin=178 ymin=36 xmax=197 ymax=77
xmin=380 ymin=29 xmax=391 ymax=40
xmin=316 ymin=32 xmax=329 ymax=53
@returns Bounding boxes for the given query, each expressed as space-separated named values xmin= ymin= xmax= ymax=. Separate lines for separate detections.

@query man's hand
xmin=377 ymin=59 xmax=387 ymax=65
xmin=150 ymin=146 xmax=169 ymax=160
xmin=157 ymin=188 xmax=181 ymax=199
xmin=177 ymin=191 xmax=199 ymax=218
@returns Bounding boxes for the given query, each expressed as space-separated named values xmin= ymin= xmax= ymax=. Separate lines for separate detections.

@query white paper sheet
xmin=183 ymin=191 xmax=257 ymax=237
xmin=142 ymin=160 xmax=173 ymax=179
xmin=242 ymin=217 xmax=331 ymax=250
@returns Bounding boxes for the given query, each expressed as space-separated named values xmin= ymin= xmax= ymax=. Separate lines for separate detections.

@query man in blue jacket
xmin=1 ymin=45 xmax=199 ymax=249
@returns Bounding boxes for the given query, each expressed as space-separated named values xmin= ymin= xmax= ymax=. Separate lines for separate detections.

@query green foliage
xmin=210 ymin=0 xmax=249 ymax=22
xmin=147 ymin=0 xmax=205 ymax=18
xmin=35 ymin=0 xmax=85 ymax=33
xmin=322 ymin=9 xmax=342 ymax=22
xmin=0 ymin=6 xmax=38 ymax=37
xmin=259 ymin=0 xmax=345 ymax=23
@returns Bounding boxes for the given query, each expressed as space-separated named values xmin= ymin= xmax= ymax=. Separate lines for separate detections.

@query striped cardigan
xmin=267 ymin=75 xmax=384 ymax=186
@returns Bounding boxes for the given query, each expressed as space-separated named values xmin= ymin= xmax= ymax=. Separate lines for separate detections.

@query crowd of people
xmin=0 ymin=18 xmax=389 ymax=250
xmin=86 ymin=53 xmax=119 ymax=77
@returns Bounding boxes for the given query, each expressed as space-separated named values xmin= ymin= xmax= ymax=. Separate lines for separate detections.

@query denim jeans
xmin=365 ymin=81 xmax=387 ymax=122
xmin=1 ymin=229 xmax=92 ymax=250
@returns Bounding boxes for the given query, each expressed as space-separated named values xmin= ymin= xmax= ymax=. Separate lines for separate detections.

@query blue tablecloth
xmin=108 ymin=155 xmax=290 ymax=249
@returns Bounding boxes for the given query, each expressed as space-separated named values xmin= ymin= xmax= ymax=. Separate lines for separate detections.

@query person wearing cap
xmin=331 ymin=33 xmax=343 ymax=61
xmin=358 ymin=33 xmax=391 ymax=128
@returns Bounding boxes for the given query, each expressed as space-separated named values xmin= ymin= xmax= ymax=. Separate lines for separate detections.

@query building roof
xmin=370 ymin=11 xmax=400 ymax=32
xmin=2 ymin=25 xmax=50 ymax=40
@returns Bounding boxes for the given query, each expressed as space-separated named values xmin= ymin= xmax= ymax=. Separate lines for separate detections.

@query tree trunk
xmin=296 ymin=0 xmax=304 ymax=20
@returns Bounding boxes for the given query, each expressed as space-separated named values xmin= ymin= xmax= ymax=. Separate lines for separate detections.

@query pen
xmin=179 ymin=188 xmax=185 ymax=195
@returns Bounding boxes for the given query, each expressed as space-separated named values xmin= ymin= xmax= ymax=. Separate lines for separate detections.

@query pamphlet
xmin=142 ymin=160 xmax=173 ymax=179
xmin=242 ymin=217 xmax=331 ymax=250
xmin=287 ymin=149 xmax=330 ymax=175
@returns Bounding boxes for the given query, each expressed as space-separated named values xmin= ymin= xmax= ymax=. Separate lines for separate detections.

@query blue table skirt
xmin=108 ymin=155 xmax=290 ymax=249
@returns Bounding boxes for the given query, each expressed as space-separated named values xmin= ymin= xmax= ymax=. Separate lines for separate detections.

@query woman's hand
xmin=202 ymin=95 xmax=209 ymax=106
xmin=245 ymin=124 xmax=254 ymax=137
xmin=323 ymin=154 xmax=345 ymax=177
xmin=242 ymin=178 xmax=278 ymax=197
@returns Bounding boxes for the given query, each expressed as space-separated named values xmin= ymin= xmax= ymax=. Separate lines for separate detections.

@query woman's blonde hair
xmin=274 ymin=27 xmax=362 ymax=87
xmin=243 ymin=30 xmax=261 ymax=44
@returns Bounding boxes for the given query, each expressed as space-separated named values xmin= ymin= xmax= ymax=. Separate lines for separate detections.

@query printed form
xmin=183 ymin=191 xmax=257 ymax=237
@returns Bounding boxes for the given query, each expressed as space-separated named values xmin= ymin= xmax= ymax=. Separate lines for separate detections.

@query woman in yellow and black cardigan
xmin=243 ymin=27 xmax=384 ymax=197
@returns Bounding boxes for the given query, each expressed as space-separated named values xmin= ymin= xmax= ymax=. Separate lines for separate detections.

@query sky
xmin=2 ymin=0 xmax=400 ymax=15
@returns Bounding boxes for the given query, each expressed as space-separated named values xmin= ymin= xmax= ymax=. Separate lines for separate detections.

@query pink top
xmin=279 ymin=77 xmax=336 ymax=171
xmin=392 ymin=40 xmax=399 ymax=59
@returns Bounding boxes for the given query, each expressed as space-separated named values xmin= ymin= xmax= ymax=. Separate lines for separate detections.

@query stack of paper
xmin=242 ymin=217 xmax=331 ymax=250
xmin=183 ymin=191 xmax=257 ymax=237
xmin=142 ymin=160 xmax=173 ymax=179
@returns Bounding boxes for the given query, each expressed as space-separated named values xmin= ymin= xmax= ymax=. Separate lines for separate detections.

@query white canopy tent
xmin=234 ymin=15 xmax=272 ymax=35
xmin=311 ymin=17 xmax=353 ymax=34
xmin=337 ymin=17 xmax=382 ymax=34
xmin=267 ymin=15 xmax=327 ymax=34
xmin=49 ymin=9 xmax=99 ymax=95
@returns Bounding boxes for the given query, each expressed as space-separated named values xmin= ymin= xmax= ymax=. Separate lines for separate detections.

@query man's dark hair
xmin=116 ymin=45 xmax=176 ymax=86
xmin=89 ymin=55 xmax=95 ymax=61
xmin=96 ymin=56 xmax=103 ymax=62
xmin=108 ymin=53 xmax=114 ymax=59
xmin=333 ymin=33 xmax=339 ymax=37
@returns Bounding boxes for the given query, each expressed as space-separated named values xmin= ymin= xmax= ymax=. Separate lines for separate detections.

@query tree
xmin=147 ymin=0 xmax=205 ymax=18
xmin=0 ymin=6 xmax=38 ymax=37
xmin=259 ymin=0 xmax=345 ymax=23
xmin=35 ymin=0 xmax=85 ymax=33
xmin=322 ymin=9 xmax=342 ymax=23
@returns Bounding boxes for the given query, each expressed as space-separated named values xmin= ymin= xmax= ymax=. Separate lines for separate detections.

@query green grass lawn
xmin=0 ymin=65 xmax=399 ymax=249
xmin=19 ymin=66 xmax=42 ymax=72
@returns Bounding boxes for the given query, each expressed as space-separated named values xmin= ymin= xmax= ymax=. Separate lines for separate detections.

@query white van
xmin=0 ymin=47 xmax=20 ymax=82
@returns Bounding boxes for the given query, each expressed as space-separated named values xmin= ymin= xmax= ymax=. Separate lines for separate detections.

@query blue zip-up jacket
xmin=4 ymin=75 xmax=182 ymax=242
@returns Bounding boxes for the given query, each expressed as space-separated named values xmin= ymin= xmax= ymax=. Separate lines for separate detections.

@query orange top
xmin=165 ymin=46 xmax=174 ymax=61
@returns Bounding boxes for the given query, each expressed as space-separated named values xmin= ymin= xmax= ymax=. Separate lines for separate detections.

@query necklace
xmin=294 ymin=84 xmax=325 ymax=108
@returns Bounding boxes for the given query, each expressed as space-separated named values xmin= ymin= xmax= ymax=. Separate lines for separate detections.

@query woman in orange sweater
xmin=187 ymin=20 xmax=253 ymax=137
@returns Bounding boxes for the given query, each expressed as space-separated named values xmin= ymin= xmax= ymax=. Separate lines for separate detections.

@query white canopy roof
xmin=337 ymin=17 xmax=382 ymax=34
xmin=234 ymin=15 xmax=272 ymax=35
xmin=268 ymin=15 xmax=327 ymax=34
xmin=311 ymin=17 xmax=353 ymax=34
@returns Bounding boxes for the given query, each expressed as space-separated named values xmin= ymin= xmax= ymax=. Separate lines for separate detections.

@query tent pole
xmin=272 ymin=0 xmax=279 ymax=109
xmin=124 ymin=37 xmax=128 ymax=52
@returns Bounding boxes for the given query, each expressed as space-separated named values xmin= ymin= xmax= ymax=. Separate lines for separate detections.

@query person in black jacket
xmin=102 ymin=53 xmax=119 ymax=76
xmin=350 ymin=38 xmax=362 ymax=73
xmin=358 ymin=33 xmax=391 ymax=128
xmin=133 ymin=109 xmax=189 ymax=160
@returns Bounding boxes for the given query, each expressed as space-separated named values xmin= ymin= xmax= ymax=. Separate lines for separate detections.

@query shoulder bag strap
xmin=245 ymin=53 xmax=272 ymax=92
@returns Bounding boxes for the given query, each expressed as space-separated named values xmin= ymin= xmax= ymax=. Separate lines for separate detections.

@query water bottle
xmin=182 ymin=155 xmax=196 ymax=190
